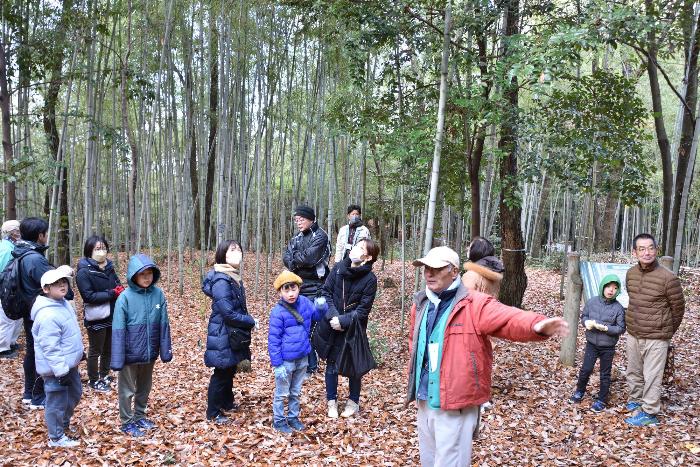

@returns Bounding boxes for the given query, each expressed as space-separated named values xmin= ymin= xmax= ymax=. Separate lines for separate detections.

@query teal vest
xmin=415 ymin=298 xmax=456 ymax=409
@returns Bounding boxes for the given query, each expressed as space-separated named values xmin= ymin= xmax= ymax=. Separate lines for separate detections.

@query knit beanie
xmin=294 ymin=205 xmax=315 ymax=221
xmin=273 ymin=270 xmax=303 ymax=290
xmin=1 ymin=220 xmax=20 ymax=237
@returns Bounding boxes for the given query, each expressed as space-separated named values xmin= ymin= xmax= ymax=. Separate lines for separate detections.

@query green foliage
xmin=532 ymin=70 xmax=653 ymax=205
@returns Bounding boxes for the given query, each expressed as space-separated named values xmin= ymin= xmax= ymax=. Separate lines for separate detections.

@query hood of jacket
xmin=30 ymin=295 xmax=67 ymax=321
xmin=202 ymin=269 xmax=235 ymax=298
xmin=12 ymin=239 xmax=49 ymax=258
xmin=126 ymin=254 xmax=161 ymax=291
xmin=598 ymin=273 xmax=621 ymax=300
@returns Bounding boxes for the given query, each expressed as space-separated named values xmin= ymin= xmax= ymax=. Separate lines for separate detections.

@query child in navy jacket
xmin=268 ymin=270 xmax=326 ymax=433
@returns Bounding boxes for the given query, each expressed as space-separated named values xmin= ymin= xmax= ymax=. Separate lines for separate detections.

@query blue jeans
xmin=44 ymin=367 xmax=82 ymax=441
xmin=325 ymin=359 xmax=361 ymax=403
xmin=273 ymin=357 xmax=308 ymax=423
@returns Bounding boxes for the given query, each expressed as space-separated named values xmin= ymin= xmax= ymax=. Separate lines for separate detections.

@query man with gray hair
xmin=0 ymin=220 xmax=23 ymax=358
xmin=406 ymin=246 xmax=569 ymax=466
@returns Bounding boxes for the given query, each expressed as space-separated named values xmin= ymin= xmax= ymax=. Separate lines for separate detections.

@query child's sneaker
xmin=590 ymin=400 xmax=606 ymax=413
xmin=209 ymin=414 xmax=230 ymax=425
xmin=21 ymin=397 xmax=31 ymax=405
xmin=101 ymin=375 xmax=114 ymax=386
xmin=287 ymin=417 xmax=305 ymax=431
xmin=569 ymin=391 xmax=585 ymax=403
xmin=30 ymin=401 xmax=46 ymax=410
xmin=135 ymin=418 xmax=156 ymax=430
xmin=272 ymin=420 xmax=293 ymax=434
xmin=47 ymin=435 xmax=80 ymax=448
xmin=625 ymin=401 xmax=641 ymax=412
xmin=89 ymin=380 xmax=110 ymax=392
xmin=121 ymin=422 xmax=145 ymax=437
xmin=625 ymin=411 xmax=659 ymax=426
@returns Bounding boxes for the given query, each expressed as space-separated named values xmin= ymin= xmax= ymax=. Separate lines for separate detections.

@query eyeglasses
xmin=635 ymin=246 xmax=656 ymax=253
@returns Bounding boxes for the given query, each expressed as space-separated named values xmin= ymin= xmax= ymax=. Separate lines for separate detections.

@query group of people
xmin=0 ymin=217 xmax=172 ymax=446
xmin=0 ymin=207 xmax=686 ymax=465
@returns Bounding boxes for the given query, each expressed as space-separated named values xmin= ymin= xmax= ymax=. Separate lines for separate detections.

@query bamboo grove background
xmin=2 ymin=0 xmax=700 ymax=303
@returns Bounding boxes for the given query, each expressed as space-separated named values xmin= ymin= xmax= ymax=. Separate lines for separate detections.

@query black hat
xmin=294 ymin=205 xmax=315 ymax=221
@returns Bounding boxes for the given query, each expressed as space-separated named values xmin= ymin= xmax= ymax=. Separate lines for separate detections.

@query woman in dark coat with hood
xmin=76 ymin=235 xmax=123 ymax=392
xmin=202 ymin=240 xmax=256 ymax=424
xmin=316 ymin=238 xmax=379 ymax=419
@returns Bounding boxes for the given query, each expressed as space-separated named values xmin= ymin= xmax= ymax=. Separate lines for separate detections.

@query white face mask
xmin=92 ymin=250 xmax=107 ymax=263
xmin=226 ymin=249 xmax=242 ymax=267
xmin=349 ymin=246 xmax=365 ymax=264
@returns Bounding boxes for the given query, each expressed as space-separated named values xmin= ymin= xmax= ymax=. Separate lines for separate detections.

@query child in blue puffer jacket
xmin=268 ymin=270 xmax=326 ymax=434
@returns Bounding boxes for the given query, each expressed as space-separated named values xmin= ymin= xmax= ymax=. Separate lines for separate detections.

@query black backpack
xmin=0 ymin=251 xmax=34 ymax=320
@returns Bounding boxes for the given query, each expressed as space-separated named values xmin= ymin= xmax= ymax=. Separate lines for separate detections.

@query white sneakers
xmin=327 ymin=400 xmax=339 ymax=418
xmin=48 ymin=435 xmax=80 ymax=448
xmin=341 ymin=400 xmax=359 ymax=418
xmin=328 ymin=399 xmax=360 ymax=418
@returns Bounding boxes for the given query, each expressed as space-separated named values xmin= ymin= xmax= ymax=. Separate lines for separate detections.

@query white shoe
xmin=327 ymin=400 xmax=338 ymax=419
xmin=48 ymin=435 xmax=80 ymax=448
xmin=341 ymin=400 xmax=359 ymax=418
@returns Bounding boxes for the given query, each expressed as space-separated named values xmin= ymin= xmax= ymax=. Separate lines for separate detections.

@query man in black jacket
xmin=14 ymin=217 xmax=74 ymax=408
xmin=283 ymin=205 xmax=330 ymax=372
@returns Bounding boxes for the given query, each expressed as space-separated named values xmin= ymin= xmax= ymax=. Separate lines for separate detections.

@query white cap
xmin=40 ymin=265 xmax=73 ymax=288
xmin=1 ymin=220 xmax=20 ymax=236
xmin=412 ymin=246 xmax=460 ymax=269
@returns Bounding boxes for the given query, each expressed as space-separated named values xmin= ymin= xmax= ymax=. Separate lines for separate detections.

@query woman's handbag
xmin=83 ymin=302 xmax=110 ymax=321
xmin=336 ymin=317 xmax=377 ymax=379
xmin=228 ymin=326 xmax=252 ymax=351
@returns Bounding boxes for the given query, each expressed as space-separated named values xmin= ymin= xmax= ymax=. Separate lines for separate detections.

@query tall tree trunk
xmin=204 ymin=12 xmax=219 ymax=249
xmin=498 ymin=0 xmax=527 ymax=308
xmin=423 ymin=1 xmax=452 ymax=255
xmin=0 ymin=32 xmax=16 ymax=219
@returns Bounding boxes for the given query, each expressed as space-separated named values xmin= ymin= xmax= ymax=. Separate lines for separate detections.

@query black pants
xmin=23 ymin=316 xmax=45 ymax=404
xmin=87 ymin=327 xmax=112 ymax=383
xmin=206 ymin=367 xmax=236 ymax=419
xmin=576 ymin=342 xmax=616 ymax=402
xmin=301 ymin=286 xmax=321 ymax=372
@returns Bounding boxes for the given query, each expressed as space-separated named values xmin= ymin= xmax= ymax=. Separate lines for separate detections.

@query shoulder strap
xmin=281 ymin=301 xmax=305 ymax=324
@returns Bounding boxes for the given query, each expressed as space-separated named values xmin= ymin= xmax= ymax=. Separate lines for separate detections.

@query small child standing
xmin=111 ymin=254 xmax=172 ymax=437
xmin=569 ymin=274 xmax=626 ymax=412
xmin=31 ymin=266 xmax=84 ymax=448
xmin=268 ymin=270 xmax=326 ymax=433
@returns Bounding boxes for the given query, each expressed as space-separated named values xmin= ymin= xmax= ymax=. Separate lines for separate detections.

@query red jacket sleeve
xmin=472 ymin=293 xmax=548 ymax=342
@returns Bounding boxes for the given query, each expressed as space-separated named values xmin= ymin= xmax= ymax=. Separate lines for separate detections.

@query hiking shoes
xmin=135 ymin=418 xmax=156 ymax=430
xmin=569 ymin=391 xmax=585 ymax=403
xmin=287 ymin=417 xmax=305 ymax=431
xmin=48 ymin=435 xmax=80 ymax=448
xmin=272 ymin=420 xmax=293 ymax=434
xmin=625 ymin=401 xmax=642 ymax=412
xmin=0 ymin=349 xmax=17 ymax=359
xmin=30 ymin=401 xmax=46 ymax=410
xmin=89 ymin=380 xmax=110 ymax=392
xmin=121 ymin=422 xmax=145 ymax=437
xmin=209 ymin=414 xmax=230 ymax=425
xmin=625 ymin=411 xmax=659 ymax=426
xmin=591 ymin=400 xmax=606 ymax=413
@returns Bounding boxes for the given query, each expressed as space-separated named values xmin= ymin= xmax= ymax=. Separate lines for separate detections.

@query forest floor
xmin=1 ymin=254 xmax=699 ymax=466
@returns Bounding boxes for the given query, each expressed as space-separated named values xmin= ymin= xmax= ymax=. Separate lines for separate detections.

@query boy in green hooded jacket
xmin=569 ymin=274 xmax=626 ymax=412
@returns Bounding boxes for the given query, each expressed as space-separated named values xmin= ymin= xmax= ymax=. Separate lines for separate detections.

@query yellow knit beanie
xmin=273 ymin=270 xmax=303 ymax=290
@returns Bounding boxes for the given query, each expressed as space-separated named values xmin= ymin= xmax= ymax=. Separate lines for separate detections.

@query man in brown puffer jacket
xmin=624 ymin=233 xmax=685 ymax=427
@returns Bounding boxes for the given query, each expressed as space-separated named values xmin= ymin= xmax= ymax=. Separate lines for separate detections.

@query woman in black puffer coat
xmin=316 ymin=238 xmax=379 ymax=419
xmin=76 ymin=235 xmax=123 ymax=392
xmin=202 ymin=240 xmax=256 ymax=424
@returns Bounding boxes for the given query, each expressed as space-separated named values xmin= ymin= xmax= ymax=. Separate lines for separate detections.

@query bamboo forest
xmin=1 ymin=0 xmax=699 ymax=465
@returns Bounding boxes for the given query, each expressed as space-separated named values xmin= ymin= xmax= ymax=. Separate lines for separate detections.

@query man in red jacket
xmin=406 ymin=246 xmax=569 ymax=466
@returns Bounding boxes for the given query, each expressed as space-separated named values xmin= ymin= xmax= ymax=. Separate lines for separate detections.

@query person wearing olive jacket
xmin=624 ymin=233 xmax=685 ymax=427
xmin=76 ymin=235 xmax=123 ymax=392
xmin=202 ymin=240 xmax=256 ymax=424
xmin=316 ymin=238 xmax=379 ymax=419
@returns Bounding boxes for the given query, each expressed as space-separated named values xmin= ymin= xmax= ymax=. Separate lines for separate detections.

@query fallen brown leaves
xmin=1 ymin=256 xmax=698 ymax=466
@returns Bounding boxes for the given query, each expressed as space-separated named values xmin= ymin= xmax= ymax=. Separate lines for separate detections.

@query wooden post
xmin=559 ymin=252 xmax=582 ymax=366
xmin=659 ymin=255 xmax=673 ymax=271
